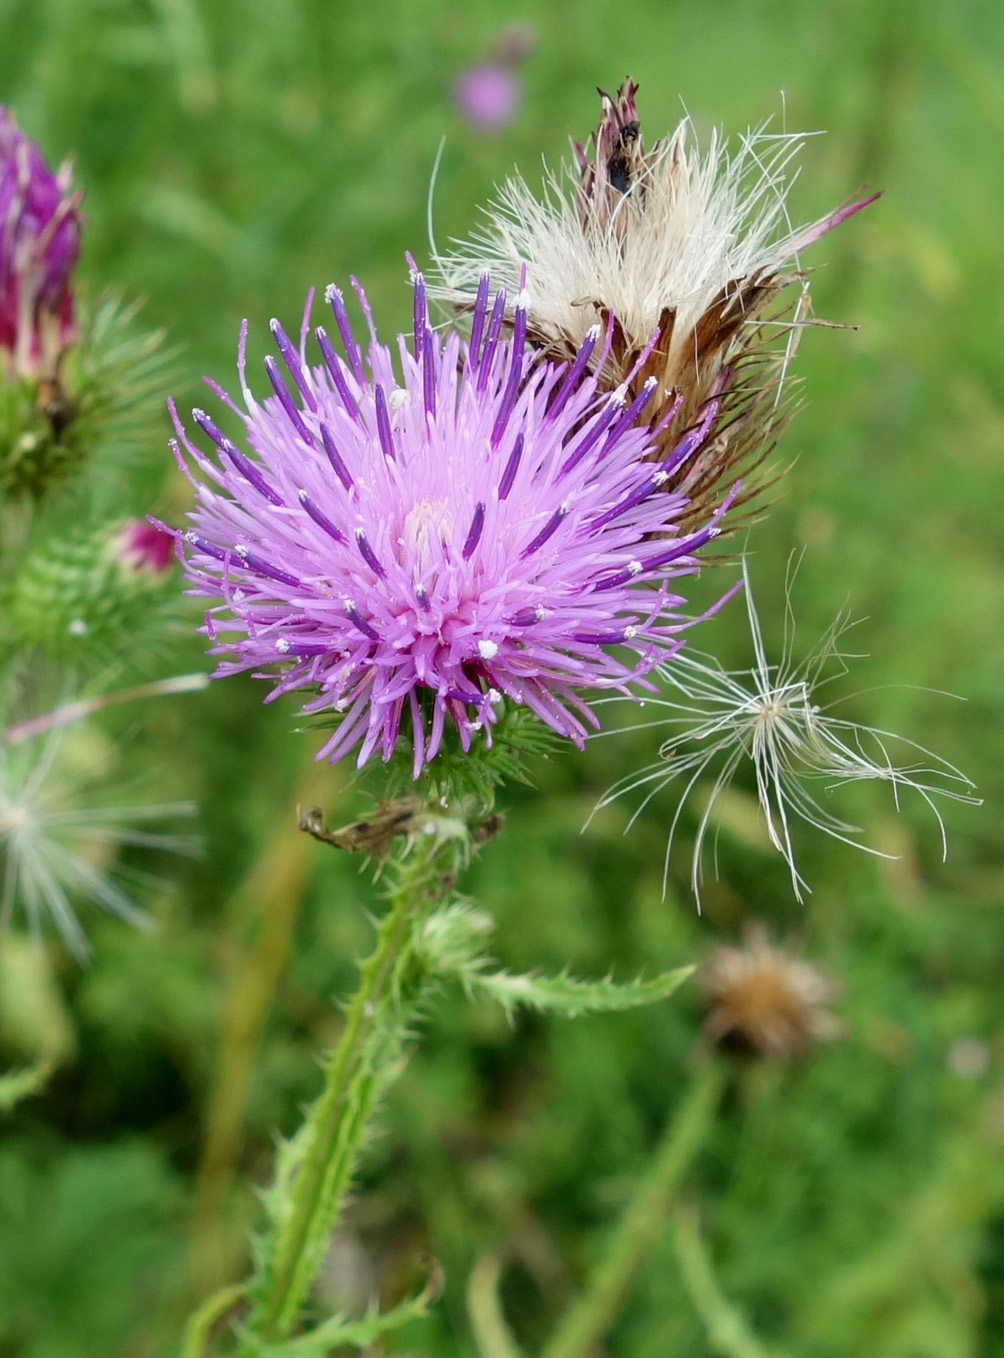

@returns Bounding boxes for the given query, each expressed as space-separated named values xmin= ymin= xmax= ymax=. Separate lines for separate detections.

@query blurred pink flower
xmin=454 ymin=65 xmax=521 ymax=132
xmin=119 ymin=520 xmax=176 ymax=573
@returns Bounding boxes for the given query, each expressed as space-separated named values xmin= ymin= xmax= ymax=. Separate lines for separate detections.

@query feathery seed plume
xmin=594 ymin=562 xmax=978 ymax=902
xmin=436 ymin=79 xmax=878 ymax=532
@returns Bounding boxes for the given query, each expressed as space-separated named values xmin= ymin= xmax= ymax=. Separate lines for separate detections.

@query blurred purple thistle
xmin=454 ymin=65 xmax=522 ymax=132
xmin=0 ymin=107 xmax=81 ymax=381
xmin=165 ymin=270 xmax=731 ymax=774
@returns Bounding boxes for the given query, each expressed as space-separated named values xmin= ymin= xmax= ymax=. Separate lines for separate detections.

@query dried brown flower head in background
xmin=702 ymin=922 xmax=840 ymax=1059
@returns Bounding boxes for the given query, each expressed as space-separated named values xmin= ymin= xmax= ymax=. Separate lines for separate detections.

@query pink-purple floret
xmin=0 ymin=108 xmax=80 ymax=377
xmin=164 ymin=271 xmax=730 ymax=774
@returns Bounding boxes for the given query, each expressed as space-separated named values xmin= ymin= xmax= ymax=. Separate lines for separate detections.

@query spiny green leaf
xmin=414 ymin=904 xmax=694 ymax=1018
xmin=461 ymin=963 xmax=694 ymax=1020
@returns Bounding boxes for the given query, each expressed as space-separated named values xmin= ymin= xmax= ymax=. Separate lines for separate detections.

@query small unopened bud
xmin=4 ymin=520 xmax=175 ymax=662
xmin=116 ymin=520 xmax=176 ymax=574
xmin=701 ymin=923 xmax=840 ymax=1060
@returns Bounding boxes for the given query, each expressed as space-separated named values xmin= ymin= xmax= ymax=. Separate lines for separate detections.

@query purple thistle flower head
xmin=0 ymin=108 xmax=82 ymax=380
xmin=166 ymin=270 xmax=729 ymax=774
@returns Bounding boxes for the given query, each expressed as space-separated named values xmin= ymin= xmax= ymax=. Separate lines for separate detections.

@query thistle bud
xmin=701 ymin=923 xmax=840 ymax=1060
xmin=116 ymin=519 xmax=176 ymax=574
xmin=2 ymin=520 xmax=175 ymax=663
xmin=1 ymin=108 xmax=81 ymax=383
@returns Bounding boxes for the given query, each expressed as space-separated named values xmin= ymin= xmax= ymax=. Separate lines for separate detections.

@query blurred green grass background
xmin=2 ymin=0 xmax=1004 ymax=1353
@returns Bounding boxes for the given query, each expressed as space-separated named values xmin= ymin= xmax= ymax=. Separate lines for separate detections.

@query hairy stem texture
xmin=235 ymin=820 xmax=461 ymax=1350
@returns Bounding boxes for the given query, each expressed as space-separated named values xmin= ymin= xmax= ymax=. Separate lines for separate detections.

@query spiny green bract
xmin=1 ymin=524 xmax=176 ymax=664
xmin=0 ymin=295 xmax=172 ymax=499
xmin=384 ymin=701 xmax=563 ymax=810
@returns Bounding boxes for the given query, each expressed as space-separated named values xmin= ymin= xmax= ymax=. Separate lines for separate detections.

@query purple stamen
xmin=192 ymin=407 xmax=228 ymax=449
xmin=521 ymin=504 xmax=568 ymax=558
xmin=320 ymin=424 xmax=353 ymax=490
xmin=662 ymin=398 xmax=720 ymax=475
xmin=592 ymin=525 xmax=720 ymax=591
xmin=414 ymin=583 xmax=433 ymax=613
xmin=264 ymin=357 xmax=313 ymax=444
xmin=423 ymin=331 xmax=436 ymax=419
xmin=462 ymin=501 xmax=486 ymax=558
xmin=278 ymin=639 xmax=331 ymax=657
xmin=549 ymin=325 xmax=601 ymax=418
xmin=344 ymin=602 xmax=379 ymax=640
xmin=184 ymin=533 xmax=233 ymax=565
xmin=490 ymin=302 xmax=527 ymax=447
xmin=270 ymin=318 xmax=317 ymax=411
xmin=468 ymin=271 xmax=491 ymax=366
xmin=558 ymin=396 xmax=623 ymax=477
xmin=374 ymin=384 xmax=395 ymax=460
xmin=326 ymin=283 xmax=364 ymax=381
xmin=222 ymin=441 xmax=284 ymax=506
xmin=315 ymin=326 xmax=362 ymax=423
xmin=298 ymin=490 xmax=346 ymax=542
xmin=599 ymin=377 xmax=658 ymax=454
xmin=477 ymin=289 xmax=507 ymax=393
xmin=570 ymin=629 xmax=631 ymax=644
xmin=590 ymin=559 xmax=643 ymax=592
xmin=355 ymin=528 xmax=386 ymax=577
xmin=235 ymin=545 xmax=302 ymax=588
xmin=443 ymin=686 xmax=485 ymax=705
xmin=589 ymin=469 xmax=667 ymax=530
xmin=412 ymin=272 xmax=427 ymax=362
xmin=508 ymin=605 xmax=545 ymax=627
xmin=497 ymin=433 xmax=524 ymax=501
xmin=634 ymin=524 xmax=720 ymax=571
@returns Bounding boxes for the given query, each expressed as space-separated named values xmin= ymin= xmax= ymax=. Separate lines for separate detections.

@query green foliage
xmin=0 ymin=1059 xmax=52 ymax=1114
xmin=1 ymin=1 xmax=1003 ymax=1356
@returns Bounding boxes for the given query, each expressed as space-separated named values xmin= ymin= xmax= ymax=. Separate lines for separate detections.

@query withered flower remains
xmin=437 ymin=80 xmax=877 ymax=531
xmin=702 ymin=923 xmax=840 ymax=1059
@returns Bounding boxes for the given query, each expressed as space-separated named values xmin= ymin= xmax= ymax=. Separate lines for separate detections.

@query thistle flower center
xmin=400 ymin=499 xmax=454 ymax=575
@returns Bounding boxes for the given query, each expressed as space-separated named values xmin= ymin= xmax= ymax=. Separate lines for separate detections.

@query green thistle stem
xmin=235 ymin=815 xmax=465 ymax=1350
xmin=541 ymin=1058 xmax=728 ymax=1358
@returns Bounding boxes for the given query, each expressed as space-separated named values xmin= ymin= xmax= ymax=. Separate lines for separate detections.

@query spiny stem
xmin=541 ymin=1058 xmax=728 ymax=1358
xmin=237 ymin=820 xmax=463 ymax=1349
